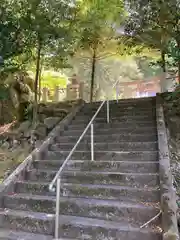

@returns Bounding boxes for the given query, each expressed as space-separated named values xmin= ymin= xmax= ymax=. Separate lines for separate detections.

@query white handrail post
xmin=116 ymin=85 xmax=119 ymax=103
xmin=55 ymin=178 xmax=61 ymax=239
xmin=107 ymin=100 xmax=110 ymax=123
xmin=91 ymin=123 xmax=94 ymax=161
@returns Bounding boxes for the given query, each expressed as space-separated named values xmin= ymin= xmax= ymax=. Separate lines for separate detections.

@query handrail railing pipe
xmin=107 ymin=100 xmax=110 ymax=123
xmin=50 ymin=80 xmax=119 ymax=239
xmin=49 ymin=100 xmax=105 ymax=192
xmin=55 ymin=178 xmax=61 ymax=239
xmin=116 ymin=85 xmax=119 ymax=103
xmin=91 ymin=123 xmax=94 ymax=161
xmin=51 ymin=100 xmax=105 ymax=239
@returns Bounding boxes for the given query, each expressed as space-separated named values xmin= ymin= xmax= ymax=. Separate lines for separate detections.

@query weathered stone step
xmin=91 ymin=97 xmax=154 ymax=104
xmin=0 ymin=209 xmax=54 ymax=235
xmin=79 ymin=103 xmax=155 ymax=111
xmin=81 ymin=104 xmax=155 ymax=110
xmin=90 ymin=97 xmax=155 ymax=104
xmin=4 ymin=194 xmax=160 ymax=225
xmin=80 ymin=108 xmax=155 ymax=115
xmin=38 ymin=150 xmax=158 ymax=161
xmin=0 ymin=228 xmax=53 ymax=240
xmin=33 ymin=160 xmax=159 ymax=174
xmin=26 ymin=170 xmax=159 ymax=188
xmin=77 ymin=110 xmax=156 ymax=118
xmin=0 ymin=210 xmax=161 ymax=239
xmin=57 ymin=215 xmax=161 ymax=240
xmin=68 ymin=122 xmax=156 ymax=131
xmin=49 ymin=141 xmax=158 ymax=152
xmin=61 ymin=183 xmax=160 ymax=203
xmin=15 ymin=181 xmax=160 ymax=203
xmin=81 ymin=101 xmax=155 ymax=109
xmin=84 ymin=101 xmax=155 ymax=109
xmin=55 ymin=133 xmax=157 ymax=143
xmin=3 ymin=194 xmax=56 ymax=213
xmin=72 ymin=115 xmax=156 ymax=123
xmin=61 ymin=126 xmax=157 ymax=136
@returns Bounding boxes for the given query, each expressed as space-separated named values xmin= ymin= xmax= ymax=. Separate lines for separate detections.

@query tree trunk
xmin=178 ymin=60 xmax=180 ymax=84
xmin=33 ymin=38 xmax=41 ymax=126
xmin=0 ymin=101 xmax=2 ymax=124
xmin=177 ymin=41 xmax=180 ymax=84
xmin=38 ymin=58 xmax=43 ymax=102
xmin=161 ymin=50 xmax=166 ymax=73
xmin=90 ymin=47 xmax=96 ymax=103
xmin=160 ymin=50 xmax=166 ymax=92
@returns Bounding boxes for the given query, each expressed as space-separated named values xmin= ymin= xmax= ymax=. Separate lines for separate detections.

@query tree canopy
xmin=0 ymin=0 xmax=179 ymax=111
xmin=125 ymin=0 xmax=180 ymax=82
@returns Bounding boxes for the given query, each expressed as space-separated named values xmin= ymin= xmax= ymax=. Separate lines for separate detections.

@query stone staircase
xmin=0 ymin=98 xmax=163 ymax=239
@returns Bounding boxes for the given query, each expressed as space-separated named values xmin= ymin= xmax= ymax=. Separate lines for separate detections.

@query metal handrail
xmin=49 ymin=80 xmax=119 ymax=192
xmin=49 ymin=100 xmax=106 ymax=192
xmin=50 ymin=80 xmax=119 ymax=239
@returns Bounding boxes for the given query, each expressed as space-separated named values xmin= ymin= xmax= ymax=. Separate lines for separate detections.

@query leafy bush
xmin=41 ymin=74 xmax=67 ymax=89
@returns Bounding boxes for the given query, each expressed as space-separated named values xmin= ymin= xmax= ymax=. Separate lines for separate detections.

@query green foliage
xmin=70 ymin=0 xmax=126 ymax=101
xmin=125 ymin=0 xmax=180 ymax=82
xmin=74 ymin=0 xmax=126 ymax=54
xmin=0 ymin=0 xmax=78 ymax=73
xmin=73 ymin=52 xmax=162 ymax=101
xmin=167 ymin=38 xmax=180 ymax=62
xmin=0 ymin=85 xmax=9 ymax=100
xmin=41 ymin=73 xmax=67 ymax=89
xmin=164 ymin=85 xmax=180 ymax=101
xmin=135 ymin=56 xmax=162 ymax=78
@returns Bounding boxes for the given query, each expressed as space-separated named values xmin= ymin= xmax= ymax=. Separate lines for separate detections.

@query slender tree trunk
xmin=90 ymin=47 xmax=96 ymax=103
xmin=178 ymin=61 xmax=180 ymax=84
xmin=177 ymin=41 xmax=180 ymax=84
xmin=38 ymin=58 xmax=43 ymax=102
xmin=160 ymin=49 xmax=166 ymax=92
xmin=33 ymin=38 xmax=41 ymax=126
xmin=0 ymin=101 xmax=2 ymax=124
xmin=161 ymin=50 xmax=166 ymax=73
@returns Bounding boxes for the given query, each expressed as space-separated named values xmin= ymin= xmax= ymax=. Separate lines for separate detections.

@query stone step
xmin=90 ymin=97 xmax=155 ymax=104
xmin=80 ymin=104 xmax=156 ymax=113
xmin=84 ymin=101 xmax=155 ymax=109
xmin=57 ymin=215 xmax=162 ymax=240
xmin=38 ymin=150 xmax=158 ymax=161
xmin=76 ymin=110 xmax=156 ymax=118
xmin=80 ymin=101 xmax=155 ymax=109
xmin=0 ymin=209 xmax=54 ymax=235
xmin=15 ymin=181 xmax=160 ymax=203
xmin=49 ymin=141 xmax=158 ymax=152
xmin=72 ymin=115 xmax=156 ymax=123
xmin=4 ymin=194 xmax=160 ymax=225
xmin=0 ymin=210 xmax=161 ymax=239
xmin=81 ymin=103 xmax=155 ymax=109
xmin=33 ymin=160 xmax=159 ymax=174
xmin=55 ymin=133 xmax=157 ymax=143
xmin=0 ymin=228 xmax=53 ymax=240
xmin=79 ymin=104 xmax=155 ymax=111
xmin=91 ymin=97 xmax=155 ymax=104
xmin=61 ymin=126 xmax=157 ymax=136
xmin=68 ymin=122 xmax=156 ymax=131
xmin=26 ymin=170 xmax=159 ymax=188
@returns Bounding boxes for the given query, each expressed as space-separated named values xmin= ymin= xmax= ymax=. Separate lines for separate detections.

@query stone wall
xmin=0 ymin=100 xmax=82 ymax=182
xmin=161 ymin=91 xmax=180 ymax=228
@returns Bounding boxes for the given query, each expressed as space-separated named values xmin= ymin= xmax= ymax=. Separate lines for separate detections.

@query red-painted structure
xmin=119 ymin=77 xmax=161 ymax=98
